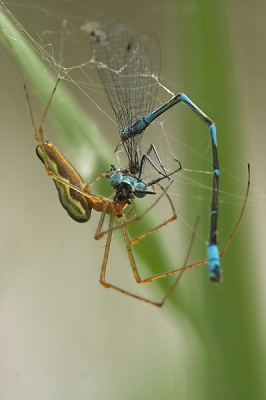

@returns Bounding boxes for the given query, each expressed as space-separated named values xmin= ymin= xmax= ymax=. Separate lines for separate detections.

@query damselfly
xmin=88 ymin=18 xmax=249 ymax=282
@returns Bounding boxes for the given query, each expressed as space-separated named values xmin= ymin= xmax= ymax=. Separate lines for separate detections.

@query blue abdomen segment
xmin=207 ymin=244 xmax=221 ymax=282
xmin=122 ymin=119 xmax=150 ymax=140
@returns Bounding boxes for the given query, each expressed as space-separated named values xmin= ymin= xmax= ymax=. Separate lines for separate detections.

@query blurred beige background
xmin=1 ymin=1 xmax=265 ymax=399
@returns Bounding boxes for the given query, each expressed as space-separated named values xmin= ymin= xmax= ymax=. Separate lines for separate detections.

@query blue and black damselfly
xmin=89 ymin=17 xmax=250 ymax=283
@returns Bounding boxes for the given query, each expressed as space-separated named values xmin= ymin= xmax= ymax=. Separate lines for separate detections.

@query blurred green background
xmin=1 ymin=0 xmax=265 ymax=399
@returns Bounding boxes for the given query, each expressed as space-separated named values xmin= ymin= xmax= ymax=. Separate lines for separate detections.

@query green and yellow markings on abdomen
xmin=36 ymin=141 xmax=92 ymax=223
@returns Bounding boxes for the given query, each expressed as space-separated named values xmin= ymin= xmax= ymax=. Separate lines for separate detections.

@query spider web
xmin=0 ymin=0 xmax=250 ymax=261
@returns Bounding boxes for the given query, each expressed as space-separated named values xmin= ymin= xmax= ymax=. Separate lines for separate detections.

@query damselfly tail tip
xmin=209 ymin=266 xmax=221 ymax=283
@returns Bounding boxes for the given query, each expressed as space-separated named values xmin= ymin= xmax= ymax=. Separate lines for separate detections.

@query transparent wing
xmin=89 ymin=18 xmax=161 ymax=132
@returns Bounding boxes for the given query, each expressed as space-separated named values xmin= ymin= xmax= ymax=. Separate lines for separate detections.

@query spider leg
xmin=99 ymin=214 xmax=163 ymax=306
xmin=130 ymin=183 xmax=177 ymax=245
xmin=38 ymin=78 xmax=61 ymax=177
xmin=99 ymin=215 xmax=199 ymax=307
xmin=219 ymin=163 xmax=250 ymax=258
xmin=138 ymin=164 xmax=250 ymax=284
